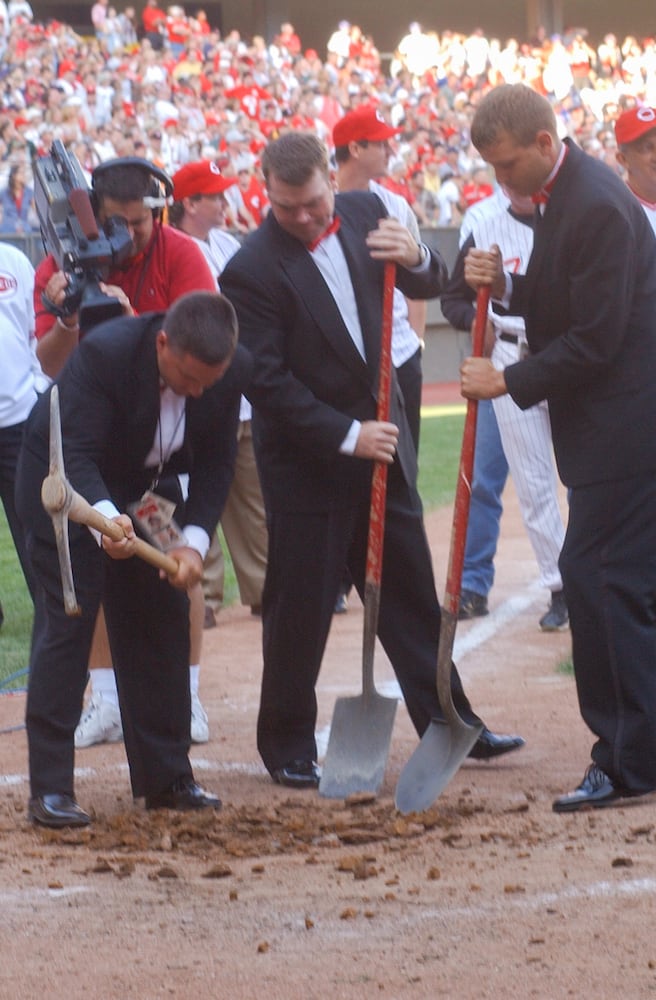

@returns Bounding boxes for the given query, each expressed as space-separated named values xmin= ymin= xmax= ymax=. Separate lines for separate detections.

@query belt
xmin=499 ymin=332 xmax=519 ymax=344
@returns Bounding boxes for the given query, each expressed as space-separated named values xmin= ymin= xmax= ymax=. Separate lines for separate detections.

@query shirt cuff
xmin=89 ymin=499 xmax=121 ymax=546
xmin=339 ymin=420 xmax=361 ymax=455
xmin=90 ymin=500 xmax=209 ymax=560
xmin=183 ymin=525 xmax=210 ymax=561
xmin=407 ymin=242 xmax=430 ymax=272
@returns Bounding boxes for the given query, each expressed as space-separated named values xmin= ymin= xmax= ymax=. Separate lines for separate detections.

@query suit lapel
xmin=278 ymin=230 xmax=372 ymax=388
xmin=336 ymin=211 xmax=382 ymax=384
xmin=270 ymin=205 xmax=418 ymax=487
xmin=525 ymin=139 xmax=578 ymax=299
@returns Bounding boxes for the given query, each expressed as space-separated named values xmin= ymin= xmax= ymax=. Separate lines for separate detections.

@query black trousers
xmin=24 ymin=524 xmax=193 ymax=801
xmin=561 ymin=473 xmax=656 ymax=792
xmin=257 ymin=463 xmax=480 ymax=774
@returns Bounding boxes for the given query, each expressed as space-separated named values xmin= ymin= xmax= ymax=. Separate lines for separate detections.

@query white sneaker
xmin=190 ymin=692 xmax=209 ymax=744
xmin=74 ymin=694 xmax=123 ymax=748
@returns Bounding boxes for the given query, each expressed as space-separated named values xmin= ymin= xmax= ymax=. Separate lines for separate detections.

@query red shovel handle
xmin=365 ymin=261 xmax=396 ymax=588
xmin=443 ymin=286 xmax=491 ymax=616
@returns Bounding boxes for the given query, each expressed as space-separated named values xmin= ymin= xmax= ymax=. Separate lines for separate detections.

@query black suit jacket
xmin=19 ymin=312 xmax=250 ymax=542
xmin=220 ymin=190 xmax=446 ymax=512
xmin=503 ymin=139 xmax=656 ymax=487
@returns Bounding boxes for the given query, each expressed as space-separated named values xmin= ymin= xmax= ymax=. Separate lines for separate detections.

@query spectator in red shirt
xmin=274 ymin=22 xmax=301 ymax=56
xmin=141 ymin=0 xmax=167 ymax=50
xmin=225 ymin=71 xmax=273 ymax=120
xmin=235 ymin=159 xmax=268 ymax=225
xmin=379 ymin=154 xmax=412 ymax=201
xmin=166 ymin=4 xmax=190 ymax=58
xmin=258 ymin=99 xmax=283 ymax=139
xmin=461 ymin=165 xmax=495 ymax=210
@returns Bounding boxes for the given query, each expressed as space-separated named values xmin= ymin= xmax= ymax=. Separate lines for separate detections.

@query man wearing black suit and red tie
xmin=460 ymin=84 xmax=656 ymax=812
xmin=16 ymin=292 xmax=250 ymax=827
xmin=220 ymin=131 xmax=523 ymax=788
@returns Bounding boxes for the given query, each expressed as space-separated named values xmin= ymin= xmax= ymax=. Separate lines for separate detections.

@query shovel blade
xmin=319 ymin=692 xmax=398 ymax=799
xmin=394 ymin=717 xmax=483 ymax=814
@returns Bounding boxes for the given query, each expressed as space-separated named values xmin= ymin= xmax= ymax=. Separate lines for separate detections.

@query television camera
xmin=32 ymin=141 xmax=133 ymax=332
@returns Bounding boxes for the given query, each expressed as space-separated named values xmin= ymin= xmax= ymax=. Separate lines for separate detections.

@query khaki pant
xmin=202 ymin=420 xmax=268 ymax=610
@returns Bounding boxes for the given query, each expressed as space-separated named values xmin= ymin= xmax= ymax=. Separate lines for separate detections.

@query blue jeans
xmin=461 ymin=400 xmax=508 ymax=597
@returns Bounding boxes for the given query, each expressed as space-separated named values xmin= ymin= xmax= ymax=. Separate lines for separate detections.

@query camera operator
xmin=34 ymin=157 xmax=215 ymax=377
xmin=32 ymin=155 xmax=218 ymax=751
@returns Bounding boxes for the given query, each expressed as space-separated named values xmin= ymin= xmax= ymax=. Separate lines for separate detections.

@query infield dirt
xmin=1 ymin=467 xmax=655 ymax=1000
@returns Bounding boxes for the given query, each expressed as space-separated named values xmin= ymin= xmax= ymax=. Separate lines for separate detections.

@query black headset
xmin=91 ymin=157 xmax=174 ymax=219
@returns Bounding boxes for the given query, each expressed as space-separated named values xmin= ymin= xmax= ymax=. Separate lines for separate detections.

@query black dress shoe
xmin=271 ymin=759 xmax=320 ymax=789
xmin=145 ymin=776 xmax=222 ymax=811
xmin=468 ymin=727 xmax=525 ymax=760
xmin=552 ymin=763 xmax=652 ymax=813
xmin=539 ymin=588 xmax=569 ymax=632
xmin=28 ymin=794 xmax=91 ymax=829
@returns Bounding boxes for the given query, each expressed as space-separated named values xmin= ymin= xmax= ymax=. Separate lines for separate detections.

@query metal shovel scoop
xmin=319 ymin=262 xmax=398 ymax=799
xmin=394 ymin=287 xmax=490 ymax=814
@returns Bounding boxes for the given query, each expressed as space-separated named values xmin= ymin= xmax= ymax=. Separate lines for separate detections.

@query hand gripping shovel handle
xmin=362 ymin=261 xmax=396 ymax=698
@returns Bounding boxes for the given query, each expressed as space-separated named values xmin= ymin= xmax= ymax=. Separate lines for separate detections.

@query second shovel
xmin=394 ymin=287 xmax=491 ymax=814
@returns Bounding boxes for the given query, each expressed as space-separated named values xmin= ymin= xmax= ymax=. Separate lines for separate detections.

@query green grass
xmin=217 ymin=527 xmax=239 ymax=606
xmin=557 ymin=656 xmax=574 ymax=676
xmin=0 ymin=405 xmax=464 ymax=690
xmin=418 ymin=404 xmax=465 ymax=509
xmin=0 ymin=511 xmax=32 ymax=691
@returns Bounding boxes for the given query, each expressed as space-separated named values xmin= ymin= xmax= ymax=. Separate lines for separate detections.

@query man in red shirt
xmin=141 ymin=0 xmax=166 ymax=49
xmin=225 ymin=71 xmax=273 ymax=121
xmin=461 ymin=165 xmax=495 ymax=211
xmin=235 ymin=160 xmax=268 ymax=226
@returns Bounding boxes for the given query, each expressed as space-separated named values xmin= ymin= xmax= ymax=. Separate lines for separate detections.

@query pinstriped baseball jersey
xmin=469 ymin=203 xmax=534 ymax=341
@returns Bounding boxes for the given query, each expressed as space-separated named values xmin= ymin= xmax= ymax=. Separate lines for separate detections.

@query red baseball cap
xmin=333 ymin=105 xmax=402 ymax=147
xmin=615 ymin=106 xmax=656 ymax=145
xmin=172 ymin=160 xmax=236 ymax=200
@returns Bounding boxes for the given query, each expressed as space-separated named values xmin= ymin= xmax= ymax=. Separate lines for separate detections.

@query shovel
xmin=319 ymin=261 xmax=398 ymax=799
xmin=394 ymin=287 xmax=491 ymax=814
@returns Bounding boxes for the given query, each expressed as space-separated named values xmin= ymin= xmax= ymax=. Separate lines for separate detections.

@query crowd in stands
xmin=1 ymin=4 xmax=655 ymax=233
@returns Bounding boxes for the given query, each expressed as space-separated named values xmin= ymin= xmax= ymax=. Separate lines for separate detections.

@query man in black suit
xmin=220 ymin=131 xmax=523 ymax=788
xmin=460 ymin=83 xmax=656 ymax=812
xmin=16 ymin=291 xmax=250 ymax=827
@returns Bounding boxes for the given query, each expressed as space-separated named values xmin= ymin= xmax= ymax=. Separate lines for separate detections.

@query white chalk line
xmin=403 ymin=876 xmax=656 ymax=927
xmin=2 ymin=875 xmax=655 ymax=922
xmin=1 ymin=757 xmax=267 ymax=789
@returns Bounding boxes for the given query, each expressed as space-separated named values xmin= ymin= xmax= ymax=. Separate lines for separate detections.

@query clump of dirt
xmin=27 ymin=795 xmax=471 ymax=860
